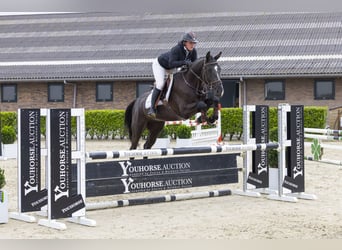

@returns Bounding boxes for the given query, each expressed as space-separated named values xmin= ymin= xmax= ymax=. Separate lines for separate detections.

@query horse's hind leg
xmin=143 ymin=121 xmax=165 ymax=149
xmin=129 ymin=116 xmax=147 ymax=150
xmin=130 ymin=124 xmax=146 ymax=150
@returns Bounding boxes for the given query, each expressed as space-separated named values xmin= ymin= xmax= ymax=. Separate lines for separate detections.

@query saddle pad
xmin=145 ymin=92 xmax=163 ymax=109
xmin=145 ymin=77 xmax=174 ymax=109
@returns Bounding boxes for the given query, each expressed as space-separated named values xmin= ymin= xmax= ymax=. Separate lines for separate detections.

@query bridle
xmin=182 ymin=59 xmax=222 ymax=97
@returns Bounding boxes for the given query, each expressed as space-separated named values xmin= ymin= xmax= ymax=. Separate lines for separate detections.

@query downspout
xmin=73 ymin=82 xmax=77 ymax=108
xmin=64 ymin=80 xmax=77 ymax=108
xmin=239 ymin=77 xmax=246 ymax=107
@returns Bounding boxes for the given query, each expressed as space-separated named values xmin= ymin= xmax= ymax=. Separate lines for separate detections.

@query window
xmin=48 ymin=83 xmax=64 ymax=102
xmin=314 ymin=80 xmax=335 ymax=100
xmin=1 ymin=84 xmax=17 ymax=102
xmin=136 ymin=82 xmax=153 ymax=97
xmin=96 ymin=83 xmax=113 ymax=101
xmin=265 ymin=80 xmax=285 ymax=100
xmin=221 ymin=79 xmax=239 ymax=107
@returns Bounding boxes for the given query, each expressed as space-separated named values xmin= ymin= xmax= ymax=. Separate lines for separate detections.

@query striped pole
xmin=304 ymin=128 xmax=342 ymax=165
xmin=304 ymin=128 xmax=342 ymax=141
xmin=305 ymin=156 xmax=342 ymax=166
xmin=164 ymin=109 xmax=221 ymax=127
xmin=304 ymin=128 xmax=342 ymax=135
xmin=86 ymin=189 xmax=231 ymax=211
xmin=165 ymin=120 xmax=199 ymax=126
xmin=304 ymin=134 xmax=342 ymax=141
xmin=304 ymin=141 xmax=342 ymax=151
xmin=86 ymin=142 xmax=279 ymax=160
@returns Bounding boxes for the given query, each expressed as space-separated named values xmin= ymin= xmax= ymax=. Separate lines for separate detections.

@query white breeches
xmin=152 ymin=58 xmax=166 ymax=90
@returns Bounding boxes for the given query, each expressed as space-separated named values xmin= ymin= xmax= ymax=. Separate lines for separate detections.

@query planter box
xmin=176 ymin=138 xmax=193 ymax=147
xmin=0 ymin=190 xmax=8 ymax=224
xmin=152 ymin=138 xmax=171 ymax=148
xmin=1 ymin=143 xmax=17 ymax=159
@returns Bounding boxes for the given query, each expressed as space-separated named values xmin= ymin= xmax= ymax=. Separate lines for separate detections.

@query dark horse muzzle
xmin=204 ymin=80 xmax=224 ymax=102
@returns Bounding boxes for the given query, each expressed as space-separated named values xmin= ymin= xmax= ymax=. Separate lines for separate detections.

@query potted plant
xmin=1 ymin=125 xmax=17 ymax=158
xmin=0 ymin=167 xmax=8 ymax=223
xmin=152 ymin=127 xmax=170 ymax=148
xmin=176 ymin=125 xmax=193 ymax=147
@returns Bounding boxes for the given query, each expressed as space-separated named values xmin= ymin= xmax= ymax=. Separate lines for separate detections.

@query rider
xmin=147 ymin=31 xmax=199 ymax=118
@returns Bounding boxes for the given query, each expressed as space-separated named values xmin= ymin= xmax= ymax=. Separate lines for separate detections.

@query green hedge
xmin=175 ymin=125 xmax=192 ymax=138
xmin=0 ymin=168 xmax=5 ymax=189
xmin=0 ymin=106 xmax=328 ymax=141
xmin=85 ymin=110 xmax=127 ymax=139
xmin=268 ymin=126 xmax=279 ymax=168
xmin=1 ymin=125 xmax=16 ymax=144
xmin=0 ymin=112 xmax=17 ymax=128
xmin=219 ymin=106 xmax=327 ymax=140
xmin=0 ymin=112 xmax=18 ymax=143
xmin=221 ymin=108 xmax=243 ymax=140
xmin=303 ymin=106 xmax=328 ymax=128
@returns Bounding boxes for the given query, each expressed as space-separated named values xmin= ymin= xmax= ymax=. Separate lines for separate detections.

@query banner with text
xmin=247 ymin=105 xmax=269 ymax=188
xmin=283 ymin=105 xmax=305 ymax=193
xmin=20 ymin=109 xmax=47 ymax=212
xmin=73 ymin=154 xmax=238 ymax=197
xmin=50 ymin=109 xmax=85 ymax=219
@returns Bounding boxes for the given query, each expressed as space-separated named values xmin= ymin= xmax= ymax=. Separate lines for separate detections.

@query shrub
xmin=304 ymin=106 xmax=327 ymax=128
xmin=268 ymin=127 xmax=278 ymax=168
xmin=221 ymin=108 xmax=243 ymax=140
xmin=0 ymin=112 xmax=17 ymax=128
xmin=158 ymin=126 xmax=169 ymax=138
xmin=1 ymin=125 xmax=16 ymax=144
xmin=165 ymin=125 xmax=179 ymax=139
xmin=0 ymin=168 xmax=5 ymax=189
xmin=176 ymin=125 xmax=192 ymax=138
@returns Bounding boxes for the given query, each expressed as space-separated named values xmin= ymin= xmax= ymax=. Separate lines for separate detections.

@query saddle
xmin=158 ymin=74 xmax=173 ymax=102
xmin=158 ymin=65 xmax=189 ymax=103
xmin=145 ymin=74 xmax=174 ymax=109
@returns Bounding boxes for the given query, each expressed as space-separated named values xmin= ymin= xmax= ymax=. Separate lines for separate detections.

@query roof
xmin=1 ymin=12 xmax=342 ymax=81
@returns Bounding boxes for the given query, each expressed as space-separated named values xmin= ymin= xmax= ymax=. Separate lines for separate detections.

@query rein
xmin=181 ymin=60 xmax=221 ymax=97
xmin=182 ymin=71 xmax=206 ymax=96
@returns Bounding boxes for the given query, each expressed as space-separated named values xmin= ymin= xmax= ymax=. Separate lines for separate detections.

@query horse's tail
xmin=124 ymin=100 xmax=136 ymax=140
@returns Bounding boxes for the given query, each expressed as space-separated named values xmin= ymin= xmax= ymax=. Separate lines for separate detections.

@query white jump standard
xmin=10 ymin=108 xmax=96 ymax=230
xmin=235 ymin=104 xmax=317 ymax=202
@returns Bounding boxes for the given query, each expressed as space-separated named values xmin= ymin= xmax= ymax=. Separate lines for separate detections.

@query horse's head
xmin=190 ymin=51 xmax=224 ymax=102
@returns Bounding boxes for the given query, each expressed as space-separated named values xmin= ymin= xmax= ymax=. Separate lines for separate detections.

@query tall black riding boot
xmin=147 ymin=88 xmax=161 ymax=118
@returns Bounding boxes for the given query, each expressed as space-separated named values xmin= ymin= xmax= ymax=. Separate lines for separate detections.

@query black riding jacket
xmin=158 ymin=41 xmax=198 ymax=70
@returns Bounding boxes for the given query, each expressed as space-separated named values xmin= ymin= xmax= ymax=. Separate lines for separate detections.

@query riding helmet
xmin=182 ymin=32 xmax=199 ymax=43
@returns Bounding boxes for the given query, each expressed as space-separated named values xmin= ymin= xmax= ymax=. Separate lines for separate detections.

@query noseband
xmin=182 ymin=60 xmax=222 ymax=97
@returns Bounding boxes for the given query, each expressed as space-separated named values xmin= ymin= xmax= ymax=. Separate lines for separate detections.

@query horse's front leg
xmin=196 ymin=101 xmax=209 ymax=124
xmin=208 ymin=98 xmax=220 ymax=125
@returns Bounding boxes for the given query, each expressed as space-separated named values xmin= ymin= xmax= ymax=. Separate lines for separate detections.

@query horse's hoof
xmin=196 ymin=116 xmax=207 ymax=124
xmin=208 ymin=116 xmax=217 ymax=125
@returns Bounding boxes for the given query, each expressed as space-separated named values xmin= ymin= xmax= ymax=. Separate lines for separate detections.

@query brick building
xmin=0 ymin=12 xmax=342 ymax=127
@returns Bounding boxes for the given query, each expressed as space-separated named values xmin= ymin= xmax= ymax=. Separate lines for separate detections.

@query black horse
xmin=125 ymin=51 xmax=224 ymax=149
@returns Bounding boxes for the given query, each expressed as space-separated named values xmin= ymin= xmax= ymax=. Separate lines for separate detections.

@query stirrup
xmin=147 ymin=108 xmax=156 ymax=118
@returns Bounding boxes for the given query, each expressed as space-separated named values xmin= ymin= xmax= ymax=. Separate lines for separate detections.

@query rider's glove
xmin=184 ymin=59 xmax=192 ymax=67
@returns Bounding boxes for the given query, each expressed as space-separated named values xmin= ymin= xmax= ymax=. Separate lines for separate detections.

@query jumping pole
xmin=86 ymin=189 xmax=232 ymax=211
xmin=86 ymin=143 xmax=279 ymax=160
